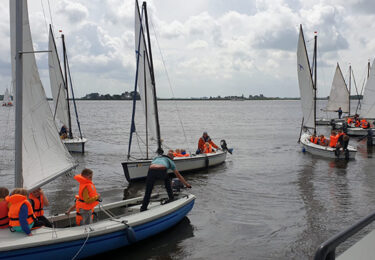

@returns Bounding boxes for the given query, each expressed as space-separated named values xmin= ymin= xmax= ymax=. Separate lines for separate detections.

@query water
xmin=1 ymin=100 xmax=375 ymax=259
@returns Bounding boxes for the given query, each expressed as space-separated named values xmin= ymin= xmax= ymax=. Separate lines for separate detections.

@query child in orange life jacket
xmin=310 ymin=134 xmax=318 ymax=144
xmin=0 ymin=187 xmax=9 ymax=229
xmin=181 ymin=149 xmax=190 ymax=157
xmin=318 ymin=135 xmax=328 ymax=146
xmin=329 ymin=130 xmax=338 ymax=148
xmin=66 ymin=169 xmax=100 ymax=226
xmin=6 ymin=188 xmax=42 ymax=236
xmin=29 ymin=188 xmax=52 ymax=228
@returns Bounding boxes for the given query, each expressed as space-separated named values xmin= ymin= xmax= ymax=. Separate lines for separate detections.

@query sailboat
xmin=48 ymin=26 xmax=87 ymax=153
xmin=0 ymin=1 xmax=195 ymax=258
xmin=121 ymin=0 xmax=228 ymax=182
xmin=1 ymin=88 xmax=13 ymax=106
xmin=316 ymin=63 xmax=350 ymax=126
xmin=345 ymin=59 xmax=375 ymax=136
xmin=297 ymin=25 xmax=357 ymax=159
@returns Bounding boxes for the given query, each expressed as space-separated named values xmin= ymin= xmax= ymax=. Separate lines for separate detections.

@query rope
xmin=149 ymin=19 xmax=191 ymax=154
xmin=71 ymin=228 xmax=90 ymax=260
xmin=40 ymin=0 xmax=49 ymax=33
xmin=47 ymin=0 xmax=55 ymax=32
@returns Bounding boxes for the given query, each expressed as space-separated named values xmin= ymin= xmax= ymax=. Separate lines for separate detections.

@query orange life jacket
xmin=74 ymin=196 xmax=94 ymax=226
xmin=203 ymin=144 xmax=213 ymax=153
xmin=310 ymin=136 xmax=318 ymax=144
xmin=74 ymin=175 xmax=99 ymax=211
xmin=0 ymin=200 xmax=9 ymax=228
xmin=6 ymin=194 xmax=35 ymax=227
xmin=360 ymin=119 xmax=369 ymax=129
xmin=29 ymin=193 xmax=44 ymax=218
xmin=347 ymin=118 xmax=354 ymax=124
xmin=355 ymin=120 xmax=360 ymax=127
xmin=319 ymin=137 xmax=326 ymax=145
xmin=329 ymin=135 xmax=338 ymax=148
xmin=175 ymin=153 xmax=184 ymax=157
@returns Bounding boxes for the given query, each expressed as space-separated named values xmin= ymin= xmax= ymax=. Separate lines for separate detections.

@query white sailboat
xmin=297 ymin=25 xmax=356 ymax=159
xmin=1 ymin=88 xmax=13 ymax=106
xmin=0 ymin=1 xmax=195 ymax=258
xmin=122 ymin=0 xmax=228 ymax=182
xmin=48 ymin=26 xmax=87 ymax=153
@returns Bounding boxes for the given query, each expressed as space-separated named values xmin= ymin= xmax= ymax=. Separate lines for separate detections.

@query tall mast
xmin=143 ymin=1 xmax=162 ymax=152
xmin=62 ymin=34 xmax=73 ymax=139
xmin=313 ymin=31 xmax=317 ymax=135
xmin=144 ymin=50 xmax=149 ymax=159
xmin=15 ymin=0 xmax=23 ymax=188
xmin=368 ymin=59 xmax=370 ymax=79
xmin=348 ymin=64 xmax=351 ymax=116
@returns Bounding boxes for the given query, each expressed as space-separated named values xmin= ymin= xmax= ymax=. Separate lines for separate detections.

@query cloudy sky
xmin=0 ymin=0 xmax=375 ymax=98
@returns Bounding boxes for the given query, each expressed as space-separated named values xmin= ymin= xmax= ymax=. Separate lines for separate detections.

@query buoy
xmin=125 ymin=226 xmax=136 ymax=243
xmin=302 ymin=147 xmax=306 ymax=153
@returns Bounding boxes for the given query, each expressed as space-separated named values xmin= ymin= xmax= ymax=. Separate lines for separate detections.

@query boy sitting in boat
xmin=0 ymin=187 xmax=9 ymax=229
xmin=318 ymin=135 xmax=328 ymax=146
xmin=310 ymin=134 xmax=318 ymax=144
xmin=29 ymin=188 xmax=52 ymax=228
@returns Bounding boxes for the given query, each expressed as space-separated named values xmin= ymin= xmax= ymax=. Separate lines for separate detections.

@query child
xmin=29 ymin=188 xmax=52 ymax=228
xmin=0 ymin=187 xmax=9 ymax=229
xmin=6 ymin=188 xmax=36 ymax=236
xmin=71 ymin=169 xmax=100 ymax=226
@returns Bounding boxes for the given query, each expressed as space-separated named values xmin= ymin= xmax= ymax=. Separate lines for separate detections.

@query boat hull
xmin=346 ymin=127 xmax=372 ymax=136
xmin=300 ymin=133 xmax=357 ymax=159
xmin=0 ymin=194 xmax=195 ymax=260
xmin=122 ymin=151 xmax=227 ymax=182
xmin=62 ymin=137 xmax=87 ymax=153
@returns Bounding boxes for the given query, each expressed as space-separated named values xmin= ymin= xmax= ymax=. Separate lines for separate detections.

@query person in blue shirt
xmin=140 ymin=149 xmax=191 ymax=211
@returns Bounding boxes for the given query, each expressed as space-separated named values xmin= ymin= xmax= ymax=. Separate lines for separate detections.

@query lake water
xmin=1 ymin=100 xmax=375 ymax=259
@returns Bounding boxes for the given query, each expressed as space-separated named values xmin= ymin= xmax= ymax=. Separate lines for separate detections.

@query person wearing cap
xmin=140 ymin=149 xmax=191 ymax=211
xmin=197 ymin=132 xmax=219 ymax=154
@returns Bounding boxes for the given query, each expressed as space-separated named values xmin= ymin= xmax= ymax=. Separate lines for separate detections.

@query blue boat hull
xmin=0 ymin=200 xmax=194 ymax=260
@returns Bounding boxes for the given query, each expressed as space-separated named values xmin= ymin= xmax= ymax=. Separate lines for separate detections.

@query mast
xmin=15 ymin=0 xmax=23 ymax=188
xmin=313 ymin=31 xmax=317 ymax=135
xmin=368 ymin=59 xmax=370 ymax=79
xmin=144 ymin=50 xmax=149 ymax=159
xmin=348 ymin=64 xmax=351 ymax=116
xmin=62 ymin=34 xmax=73 ymax=139
xmin=143 ymin=1 xmax=162 ymax=152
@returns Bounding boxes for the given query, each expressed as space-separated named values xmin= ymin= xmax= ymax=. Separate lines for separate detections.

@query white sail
xmin=326 ymin=63 xmax=349 ymax=113
xmin=135 ymin=0 xmax=158 ymax=142
xmin=297 ymin=25 xmax=315 ymax=129
xmin=360 ymin=59 xmax=375 ymax=118
xmin=48 ymin=27 xmax=70 ymax=127
xmin=10 ymin=0 xmax=76 ymax=190
xmin=3 ymin=88 xmax=11 ymax=104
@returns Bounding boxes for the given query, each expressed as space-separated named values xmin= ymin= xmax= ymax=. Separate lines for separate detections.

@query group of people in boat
xmin=310 ymin=129 xmax=350 ymax=155
xmin=346 ymin=114 xmax=371 ymax=129
xmin=196 ymin=131 xmax=221 ymax=154
xmin=0 ymin=168 xmax=102 ymax=235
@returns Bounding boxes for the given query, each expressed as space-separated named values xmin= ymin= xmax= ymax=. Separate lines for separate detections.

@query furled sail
xmin=48 ymin=26 xmax=70 ymax=127
xmin=10 ymin=0 xmax=76 ymax=190
xmin=297 ymin=25 xmax=315 ymax=129
xmin=360 ymin=59 xmax=375 ymax=118
xmin=2 ymin=88 xmax=11 ymax=104
xmin=326 ymin=63 xmax=349 ymax=113
xmin=135 ymin=0 xmax=158 ymax=142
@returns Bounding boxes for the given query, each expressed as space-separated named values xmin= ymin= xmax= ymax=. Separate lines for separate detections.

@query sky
xmin=1 ymin=0 xmax=375 ymax=98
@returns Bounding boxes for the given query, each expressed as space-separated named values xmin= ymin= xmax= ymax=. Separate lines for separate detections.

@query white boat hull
xmin=62 ymin=137 xmax=87 ymax=153
xmin=300 ymin=133 xmax=357 ymax=159
xmin=122 ymin=150 xmax=227 ymax=182
xmin=346 ymin=127 xmax=372 ymax=136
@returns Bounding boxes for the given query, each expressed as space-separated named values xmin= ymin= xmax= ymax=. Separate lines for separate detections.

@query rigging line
xmin=149 ymin=19 xmax=191 ymax=153
xmin=47 ymin=0 xmax=55 ymax=33
xmin=40 ymin=0 xmax=49 ymax=33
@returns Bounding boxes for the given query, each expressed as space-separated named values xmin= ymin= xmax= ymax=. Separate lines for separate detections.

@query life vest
xmin=329 ymin=135 xmax=338 ymax=148
xmin=0 ymin=200 xmax=9 ymax=228
xmin=74 ymin=175 xmax=99 ymax=211
xmin=310 ymin=136 xmax=318 ymax=144
xmin=360 ymin=119 xmax=369 ymax=129
xmin=319 ymin=137 xmax=326 ymax=145
xmin=355 ymin=120 xmax=360 ymax=127
xmin=203 ymin=144 xmax=213 ymax=153
xmin=29 ymin=193 xmax=44 ymax=218
xmin=347 ymin=118 xmax=354 ymax=125
xmin=74 ymin=196 xmax=94 ymax=226
xmin=6 ymin=194 xmax=35 ymax=227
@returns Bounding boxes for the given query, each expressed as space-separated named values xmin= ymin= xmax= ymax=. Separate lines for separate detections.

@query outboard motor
xmin=220 ymin=139 xmax=232 ymax=154
xmin=172 ymin=178 xmax=184 ymax=192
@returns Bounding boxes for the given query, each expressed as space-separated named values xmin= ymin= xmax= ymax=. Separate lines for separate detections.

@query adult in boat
xmin=59 ymin=125 xmax=68 ymax=139
xmin=140 ymin=149 xmax=191 ymax=212
xmin=29 ymin=188 xmax=52 ymax=228
xmin=197 ymin=132 xmax=219 ymax=154
xmin=6 ymin=188 xmax=42 ymax=236
xmin=336 ymin=107 xmax=343 ymax=119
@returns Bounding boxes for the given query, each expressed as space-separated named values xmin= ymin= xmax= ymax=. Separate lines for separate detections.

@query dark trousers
xmin=34 ymin=215 xmax=52 ymax=228
xmin=141 ymin=168 xmax=174 ymax=211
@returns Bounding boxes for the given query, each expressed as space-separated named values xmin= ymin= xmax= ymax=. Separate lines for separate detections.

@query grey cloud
xmin=254 ymin=28 xmax=298 ymax=51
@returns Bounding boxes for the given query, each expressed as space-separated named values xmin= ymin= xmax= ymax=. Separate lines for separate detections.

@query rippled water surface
xmin=1 ymin=100 xmax=375 ymax=259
